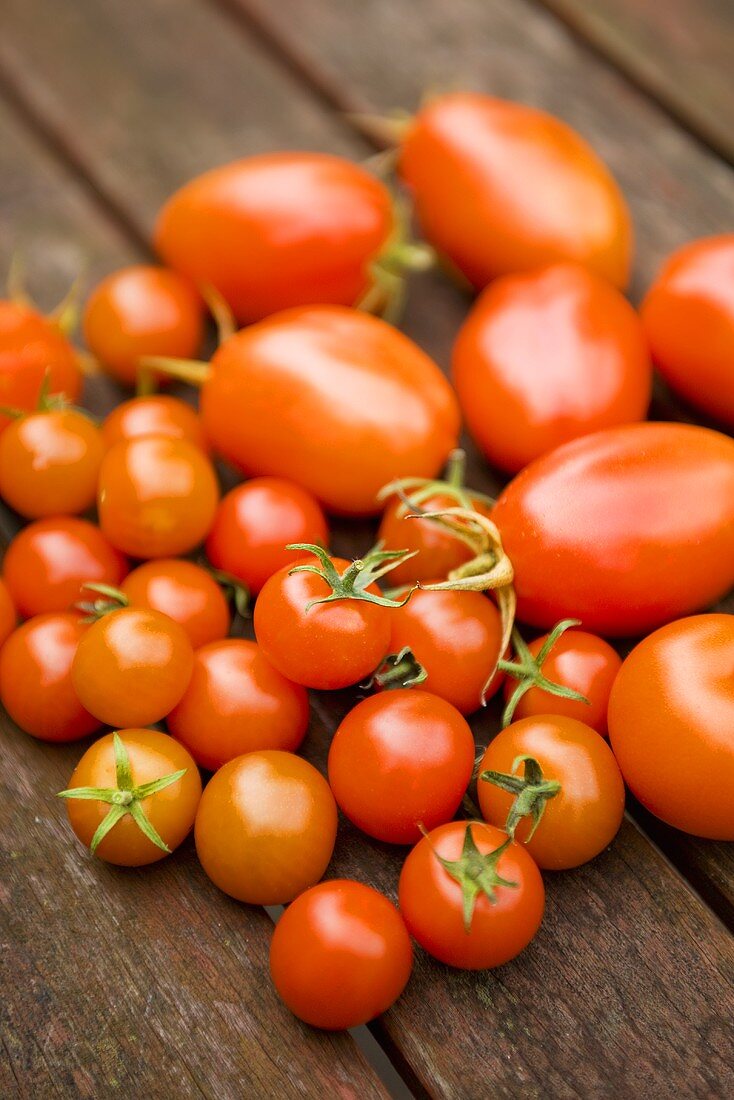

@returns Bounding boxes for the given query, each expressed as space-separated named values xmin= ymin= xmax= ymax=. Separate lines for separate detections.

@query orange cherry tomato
xmin=398 ymin=92 xmax=632 ymax=290
xmin=155 ymin=153 xmax=394 ymax=324
xmin=270 ymin=880 xmax=413 ymax=1030
xmin=0 ymin=301 xmax=82 ymax=433
xmin=3 ymin=517 xmax=128 ymax=618
xmin=167 ymin=639 xmax=309 ymax=770
xmin=478 ymin=716 xmax=625 ymax=869
xmin=608 ymin=614 xmax=734 ymax=840
xmin=641 ymin=235 xmax=734 ymax=429
xmin=200 ymin=306 xmax=460 ymax=515
xmin=120 ymin=558 xmax=230 ymax=649
xmin=0 ymin=577 xmax=17 ymax=647
xmin=71 ymin=606 xmax=194 ymax=727
xmin=98 ymin=436 xmax=219 ymax=558
xmin=452 ymin=263 xmax=651 ymax=473
xmin=83 ymin=265 xmax=204 ymax=386
xmin=194 ymin=750 xmax=337 ymax=904
xmin=102 ymin=394 xmax=207 ymax=451
xmin=205 ymin=477 xmax=329 ymax=595
xmin=0 ymin=612 xmax=101 ymax=741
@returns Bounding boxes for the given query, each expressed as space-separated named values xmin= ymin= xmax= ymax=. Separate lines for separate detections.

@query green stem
xmin=499 ymin=619 xmax=589 ymax=727
xmin=479 ymin=754 xmax=561 ymax=842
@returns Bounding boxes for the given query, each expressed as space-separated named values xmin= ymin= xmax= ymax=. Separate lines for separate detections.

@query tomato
xmin=102 ymin=394 xmax=207 ymax=452
xmin=608 ymin=614 xmax=734 ymax=840
xmin=452 ymin=263 xmax=651 ymax=473
xmin=0 ymin=578 xmax=17 ymax=648
xmin=641 ymin=235 xmax=734 ymax=429
xmin=120 ymin=558 xmax=230 ymax=649
xmin=0 ymin=612 xmax=101 ymax=741
xmin=0 ymin=301 xmax=82 ymax=433
xmin=328 ymin=690 xmax=474 ymax=843
xmin=492 ymin=423 xmax=734 ymax=636
xmin=98 ymin=436 xmax=219 ymax=558
xmin=71 ymin=604 xmax=194 ymax=727
xmin=270 ymin=880 xmax=413 ymax=1030
xmin=478 ymin=716 xmax=625 ymax=869
xmin=83 ymin=265 xmax=204 ymax=386
xmin=194 ymin=750 xmax=337 ymax=904
xmin=205 ymin=477 xmax=328 ymax=595
xmin=167 ymin=639 xmax=309 ymax=770
xmin=398 ymin=820 xmax=544 ymax=969
xmin=59 ymin=729 xmax=201 ymax=865
xmin=198 ymin=306 xmax=459 ymax=515
xmin=3 ymin=517 xmax=127 ymax=618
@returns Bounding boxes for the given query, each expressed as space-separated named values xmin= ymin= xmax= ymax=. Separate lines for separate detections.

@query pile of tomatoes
xmin=1 ymin=90 xmax=733 ymax=1032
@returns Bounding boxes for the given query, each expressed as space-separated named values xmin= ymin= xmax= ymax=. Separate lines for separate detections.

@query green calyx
xmin=57 ymin=733 xmax=186 ymax=856
xmin=428 ymin=822 xmax=517 ymax=932
xmin=0 ymin=367 xmax=93 ymax=422
xmin=497 ymin=618 xmax=589 ymax=727
xmin=356 ymin=196 xmax=435 ymax=324
xmin=204 ymin=565 xmax=250 ymax=618
xmin=286 ymin=542 xmax=418 ymax=610
xmin=367 ymin=646 xmax=427 ymax=690
xmin=75 ymin=582 xmax=129 ymax=622
xmin=480 ymin=754 xmax=561 ymax=842
xmin=378 ymin=449 xmax=494 ymax=515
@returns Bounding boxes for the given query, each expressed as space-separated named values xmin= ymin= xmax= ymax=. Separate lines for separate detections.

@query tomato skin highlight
xmin=492 ymin=422 xmax=734 ymax=636
xmin=608 ymin=614 xmax=734 ymax=840
xmin=378 ymin=492 xmax=493 ymax=586
xmin=0 ymin=301 xmax=82 ymax=434
xmin=120 ymin=558 xmax=230 ymax=649
xmin=270 ymin=880 xmax=413 ymax=1030
xmin=201 ymin=306 xmax=460 ymax=515
xmin=399 ymin=92 xmax=632 ymax=291
xmin=102 ymin=394 xmax=207 ymax=452
xmin=452 ymin=263 xmax=651 ymax=473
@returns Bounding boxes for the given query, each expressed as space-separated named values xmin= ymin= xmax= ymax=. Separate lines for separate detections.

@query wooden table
xmin=0 ymin=2 xmax=732 ymax=1097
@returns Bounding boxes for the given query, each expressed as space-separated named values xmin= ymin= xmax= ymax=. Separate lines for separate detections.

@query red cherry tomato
xmin=205 ymin=477 xmax=328 ymax=595
xmin=493 ymin=422 xmax=734 ymax=636
xmin=83 ymin=265 xmax=203 ymax=386
xmin=608 ymin=614 xmax=734 ymax=840
xmin=452 ymin=263 xmax=651 ymax=473
xmin=0 ymin=301 xmax=82 ymax=433
xmin=102 ymin=394 xmax=207 ymax=452
xmin=3 ymin=517 xmax=127 ymax=618
xmin=0 ymin=578 xmax=17 ymax=647
xmin=270 ymin=880 xmax=413 ymax=1030
xmin=167 ymin=639 xmax=309 ymax=770
xmin=641 ymin=235 xmax=734 ymax=429
xmin=398 ymin=92 xmax=632 ymax=290
xmin=120 ymin=558 xmax=230 ymax=649
xmin=0 ymin=612 xmax=101 ymax=741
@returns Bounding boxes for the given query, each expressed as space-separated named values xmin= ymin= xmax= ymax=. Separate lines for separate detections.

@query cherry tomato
xmin=478 ymin=716 xmax=625 ymax=869
xmin=194 ymin=750 xmax=337 ymax=904
xmin=60 ymin=729 xmax=201 ymax=866
xmin=270 ymin=880 xmax=413 ymax=1030
xmin=0 ymin=612 xmax=101 ymax=741
xmin=0 ymin=301 xmax=82 ymax=433
xmin=0 ymin=578 xmax=17 ymax=647
xmin=205 ymin=477 xmax=328 ymax=595
xmin=398 ymin=92 xmax=631 ymax=291
xmin=98 ymin=436 xmax=219 ymax=558
xmin=155 ymin=153 xmax=395 ymax=324
xmin=102 ymin=394 xmax=207 ymax=452
xmin=398 ymin=820 xmax=544 ymax=969
xmin=167 ymin=639 xmax=309 ymax=770
xmin=453 ymin=264 xmax=651 ymax=473
xmin=71 ymin=605 xmax=194 ymax=727
xmin=641 ymin=235 xmax=734 ymax=428
xmin=200 ymin=306 xmax=459 ymax=515
xmin=492 ymin=423 xmax=734 ymax=636
xmin=3 ymin=517 xmax=127 ymax=618
xmin=83 ymin=265 xmax=204 ymax=386
xmin=120 ymin=558 xmax=230 ymax=649
xmin=608 ymin=614 xmax=734 ymax=840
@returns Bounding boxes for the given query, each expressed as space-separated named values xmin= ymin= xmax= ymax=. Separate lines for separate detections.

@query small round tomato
xmin=608 ymin=614 xmax=734 ymax=840
xmin=0 ymin=300 xmax=82 ymax=433
xmin=98 ymin=436 xmax=219 ymax=558
xmin=270 ymin=880 xmax=413 ymax=1030
xmin=398 ymin=820 xmax=544 ymax=969
xmin=102 ymin=394 xmax=207 ymax=452
xmin=328 ymin=690 xmax=474 ymax=843
xmin=83 ymin=265 xmax=204 ymax=386
xmin=71 ymin=605 xmax=194 ymax=727
xmin=478 ymin=716 xmax=625 ymax=869
xmin=59 ymin=729 xmax=201 ymax=866
xmin=3 ymin=517 xmax=128 ymax=618
xmin=641 ymin=235 xmax=734 ymax=429
xmin=0 ymin=612 xmax=101 ymax=741
xmin=0 ymin=408 xmax=103 ymax=518
xmin=120 ymin=558 xmax=230 ymax=649
xmin=194 ymin=750 xmax=337 ymax=904
xmin=205 ymin=477 xmax=328 ymax=595
xmin=453 ymin=263 xmax=651 ymax=473
xmin=0 ymin=578 xmax=17 ymax=647
xmin=167 ymin=639 xmax=309 ymax=770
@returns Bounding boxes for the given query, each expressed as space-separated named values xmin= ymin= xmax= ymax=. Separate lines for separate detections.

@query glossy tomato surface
xmin=0 ymin=301 xmax=81 ymax=433
xmin=121 ymin=558 xmax=230 ymax=649
xmin=378 ymin=492 xmax=493 ymax=586
xmin=493 ymin=423 xmax=734 ymax=635
xmin=102 ymin=394 xmax=207 ymax=452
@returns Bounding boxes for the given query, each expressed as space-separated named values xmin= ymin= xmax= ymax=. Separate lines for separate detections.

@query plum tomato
xmin=608 ymin=614 xmax=734 ymax=840
xmin=0 ymin=300 xmax=82 ymax=433
xmin=270 ymin=880 xmax=413 ymax=1030
xmin=102 ymin=394 xmax=207 ymax=452
xmin=120 ymin=558 xmax=230 ymax=649
xmin=194 ymin=750 xmax=337 ymax=904
xmin=0 ymin=577 xmax=17 ymax=647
